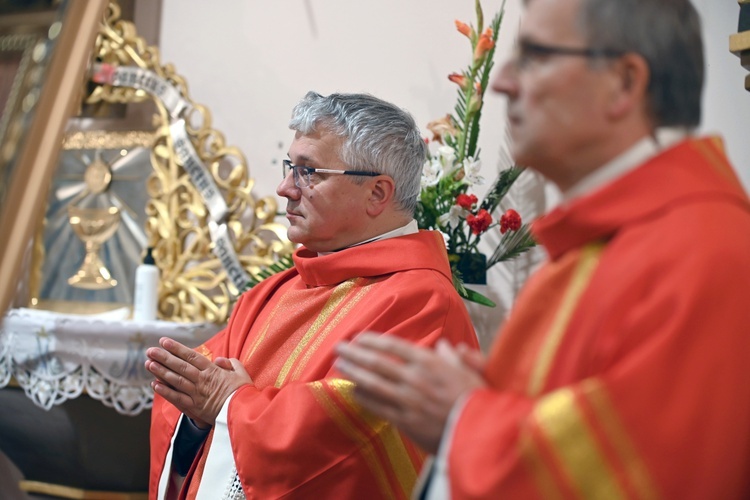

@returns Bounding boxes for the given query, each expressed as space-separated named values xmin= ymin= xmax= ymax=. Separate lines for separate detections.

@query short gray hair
xmin=577 ymin=0 xmax=704 ymax=128
xmin=289 ymin=92 xmax=427 ymax=214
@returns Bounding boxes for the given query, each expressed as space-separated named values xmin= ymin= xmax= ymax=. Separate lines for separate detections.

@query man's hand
xmin=335 ymin=333 xmax=486 ymax=454
xmin=145 ymin=337 xmax=253 ymax=427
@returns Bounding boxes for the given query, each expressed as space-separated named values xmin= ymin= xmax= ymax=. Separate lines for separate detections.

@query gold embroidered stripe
xmin=528 ymin=243 xmax=604 ymax=396
xmin=520 ymin=428 xmax=566 ymax=500
xmin=275 ymin=280 xmax=357 ymax=387
xmin=329 ymin=378 xmax=418 ymax=494
xmin=195 ymin=344 xmax=212 ymax=359
xmin=529 ymin=387 xmax=626 ymax=499
xmin=289 ymin=279 xmax=373 ymax=382
xmin=581 ymin=379 xmax=660 ymax=500
xmin=243 ymin=292 xmax=287 ymax=364
xmin=310 ymin=379 xmax=412 ymax=499
xmin=693 ymin=139 xmax=736 ymax=185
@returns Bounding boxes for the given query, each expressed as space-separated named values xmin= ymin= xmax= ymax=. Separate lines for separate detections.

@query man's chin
xmin=286 ymin=227 xmax=309 ymax=247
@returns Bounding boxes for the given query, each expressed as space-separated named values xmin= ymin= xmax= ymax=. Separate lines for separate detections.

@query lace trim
xmin=0 ymin=308 xmax=219 ymax=416
xmin=223 ymin=468 xmax=245 ymax=500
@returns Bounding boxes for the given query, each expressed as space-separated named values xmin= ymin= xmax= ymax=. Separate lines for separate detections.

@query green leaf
xmin=462 ymin=287 xmax=496 ymax=307
xmin=486 ymin=223 xmax=537 ymax=268
xmin=240 ymin=254 xmax=295 ymax=292
xmin=452 ymin=266 xmax=496 ymax=307
xmin=480 ymin=165 xmax=524 ymax=214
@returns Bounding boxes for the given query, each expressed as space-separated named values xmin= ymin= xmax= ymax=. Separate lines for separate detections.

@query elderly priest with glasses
xmin=144 ymin=91 xmax=478 ymax=499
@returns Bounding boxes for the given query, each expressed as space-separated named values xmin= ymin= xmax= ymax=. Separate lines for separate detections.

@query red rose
xmin=455 ymin=193 xmax=478 ymax=210
xmin=500 ymin=209 xmax=522 ymax=234
xmin=466 ymin=209 xmax=492 ymax=235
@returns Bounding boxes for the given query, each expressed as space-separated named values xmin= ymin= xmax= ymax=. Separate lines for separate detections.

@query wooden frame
xmin=0 ymin=0 xmax=109 ymax=317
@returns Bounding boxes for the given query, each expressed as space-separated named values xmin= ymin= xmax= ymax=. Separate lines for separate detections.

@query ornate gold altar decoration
xmin=67 ymin=204 xmax=121 ymax=289
xmin=80 ymin=1 xmax=293 ymax=323
xmin=33 ymin=130 xmax=155 ymax=305
xmin=730 ymin=0 xmax=750 ymax=91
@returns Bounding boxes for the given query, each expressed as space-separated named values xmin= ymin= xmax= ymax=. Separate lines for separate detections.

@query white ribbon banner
xmin=170 ymin=120 xmax=229 ymax=223
xmin=91 ymin=63 xmax=189 ymax=119
xmin=209 ymin=221 xmax=252 ymax=292
xmin=91 ymin=63 xmax=250 ymax=295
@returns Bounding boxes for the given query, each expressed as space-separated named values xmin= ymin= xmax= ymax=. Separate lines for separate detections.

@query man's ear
xmin=365 ymin=176 xmax=396 ymax=217
xmin=606 ymin=53 xmax=650 ymax=120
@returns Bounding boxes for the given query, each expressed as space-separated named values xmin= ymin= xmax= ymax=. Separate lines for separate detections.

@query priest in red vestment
xmin=145 ymin=92 xmax=478 ymax=499
xmin=336 ymin=1 xmax=750 ymax=498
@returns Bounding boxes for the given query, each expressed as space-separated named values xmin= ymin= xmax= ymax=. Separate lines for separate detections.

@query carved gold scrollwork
xmin=87 ymin=1 xmax=293 ymax=323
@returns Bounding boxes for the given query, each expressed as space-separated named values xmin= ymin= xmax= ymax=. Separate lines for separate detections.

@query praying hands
xmin=145 ymin=337 xmax=253 ymax=428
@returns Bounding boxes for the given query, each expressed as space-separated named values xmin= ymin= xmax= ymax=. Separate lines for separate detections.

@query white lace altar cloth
xmin=0 ymin=307 xmax=220 ymax=416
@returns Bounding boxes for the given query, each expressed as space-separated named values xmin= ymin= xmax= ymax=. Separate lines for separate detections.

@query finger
xmin=352 ymin=389 xmax=407 ymax=424
xmin=144 ymin=362 xmax=176 ymax=391
xmin=335 ymin=358 xmax=413 ymax=407
xmin=336 ymin=342 xmax=411 ymax=383
xmin=155 ymin=339 xmax=215 ymax=384
xmin=351 ymin=333 xmax=425 ymax=363
xmin=146 ymin=346 xmax=203 ymax=385
xmin=152 ymin=380 xmax=198 ymax=412
xmin=160 ymin=337 xmax=212 ymax=371
xmin=145 ymin=358 xmax=197 ymax=394
xmin=435 ymin=339 xmax=462 ymax=366
xmin=223 ymin=358 xmax=254 ymax=384
xmin=214 ymin=357 xmax=233 ymax=370
xmin=457 ymin=344 xmax=486 ymax=372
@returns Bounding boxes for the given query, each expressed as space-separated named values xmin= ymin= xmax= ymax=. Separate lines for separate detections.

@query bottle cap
xmin=143 ymin=247 xmax=156 ymax=265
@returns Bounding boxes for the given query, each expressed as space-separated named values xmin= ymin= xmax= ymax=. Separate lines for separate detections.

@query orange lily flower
xmin=455 ymin=20 xmax=473 ymax=38
xmin=448 ymin=72 xmax=468 ymax=88
xmin=473 ymin=28 xmax=495 ymax=61
xmin=426 ymin=114 xmax=459 ymax=144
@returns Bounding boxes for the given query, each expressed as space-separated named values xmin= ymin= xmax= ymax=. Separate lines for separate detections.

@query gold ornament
xmin=81 ymin=1 xmax=292 ymax=323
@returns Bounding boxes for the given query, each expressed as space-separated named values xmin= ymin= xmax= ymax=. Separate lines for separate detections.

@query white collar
xmin=563 ymin=128 xmax=691 ymax=202
xmin=317 ymin=219 xmax=419 ymax=256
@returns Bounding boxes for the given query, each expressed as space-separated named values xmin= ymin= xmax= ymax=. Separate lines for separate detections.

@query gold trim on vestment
xmin=290 ymin=279 xmax=373 ymax=382
xmin=520 ymin=427 xmax=566 ymax=500
xmin=528 ymin=243 xmax=604 ymax=396
xmin=274 ymin=280 xmax=357 ymax=387
xmin=692 ymin=138 xmax=737 ymax=186
xmin=530 ymin=386 xmax=626 ymax=499
xmin=310 ymin=379 xmax=411 ymax=499
xmin=330 ymin=377 xmax=418 ymax=495
xmin=581 ymin=378 xmax=661 ymax=500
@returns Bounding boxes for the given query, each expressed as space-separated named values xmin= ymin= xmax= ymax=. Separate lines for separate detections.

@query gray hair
xmin=289 ymin=91 xmax=427 ymax=214
xmin=577 ymin=0 xmax=704 ymax=128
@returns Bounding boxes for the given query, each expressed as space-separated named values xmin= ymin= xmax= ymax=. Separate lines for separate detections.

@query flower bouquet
xmin=416 ymin=0 xmax=536 ymax=306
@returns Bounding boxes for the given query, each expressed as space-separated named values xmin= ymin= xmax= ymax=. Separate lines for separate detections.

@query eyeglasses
xmin=282 ymin=159 xmax=380 ymax=188
xmin=512 ymin=40 xmax=625 ymax=70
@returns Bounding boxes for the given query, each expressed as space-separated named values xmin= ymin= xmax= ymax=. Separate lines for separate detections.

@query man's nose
xmin=276 ymin=170 xmax=300 ymax=198
xmin=490 ymin=60 xmax=518 ymax=96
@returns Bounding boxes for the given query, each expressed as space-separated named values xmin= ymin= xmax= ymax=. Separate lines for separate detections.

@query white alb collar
xmin=563 ymin=127 xmax=691 ymax=202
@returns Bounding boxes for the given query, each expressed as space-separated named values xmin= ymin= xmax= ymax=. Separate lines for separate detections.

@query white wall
xmin=158 ymin=0 xmax=750 ymax=343
xmin=159 ymin=0 xmax=521 ymax=205
xmin=699 ymin=1 xmax=750 ymax=187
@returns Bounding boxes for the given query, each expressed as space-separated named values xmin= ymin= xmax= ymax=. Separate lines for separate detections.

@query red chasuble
xmin=149 ymin=230 xmax=477 ymax=499
xmin=447 ymin=137 xmax=750 ymax=499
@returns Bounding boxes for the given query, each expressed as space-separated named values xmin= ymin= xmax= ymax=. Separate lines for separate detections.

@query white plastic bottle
xmin=133 ymin=247 xmax=160 ymax=321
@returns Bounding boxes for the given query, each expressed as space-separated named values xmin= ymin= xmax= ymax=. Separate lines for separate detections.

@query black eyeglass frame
xmin=282 ymin=159 xmax=381 ymax=188
xmin=514 ymin=40 xmax=626 ymax=69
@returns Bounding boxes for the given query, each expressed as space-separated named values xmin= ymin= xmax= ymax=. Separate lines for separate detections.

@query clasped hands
xmin=145 ymin=337 xmax=252 ymax=429
xmin=335 ymin=333 xmax=487 ymax=454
